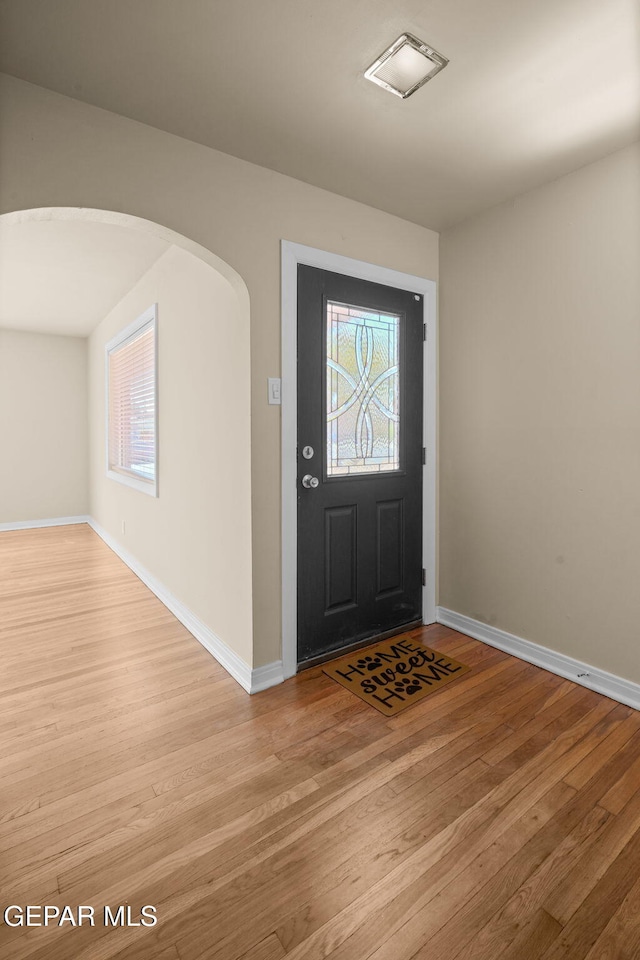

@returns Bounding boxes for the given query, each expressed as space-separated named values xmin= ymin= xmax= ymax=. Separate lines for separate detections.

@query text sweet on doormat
xmin=323 ymin=636 xmax=470 ymax=715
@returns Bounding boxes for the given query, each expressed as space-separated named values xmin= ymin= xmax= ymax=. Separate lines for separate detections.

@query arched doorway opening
xmin=0 ymin=207 xmax=262 ymax=689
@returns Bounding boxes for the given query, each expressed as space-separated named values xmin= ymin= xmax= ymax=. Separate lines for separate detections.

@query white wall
xmin=0 ymin=328 xmax=88 ymax=522
xmin=0 ymin=74 xmax=439 ymax=667
xmin=440 ymin=141 xmax=640 ymax=684
xmin=89 ymin=245 xmax=253 ymax=664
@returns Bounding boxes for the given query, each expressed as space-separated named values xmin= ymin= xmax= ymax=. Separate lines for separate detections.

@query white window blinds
xmin=106 ymin=305 xmax=157 ymax=495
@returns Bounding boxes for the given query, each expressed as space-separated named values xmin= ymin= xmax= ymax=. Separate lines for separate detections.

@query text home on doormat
xmin=323 ymin=636 xmax=470 ymax=715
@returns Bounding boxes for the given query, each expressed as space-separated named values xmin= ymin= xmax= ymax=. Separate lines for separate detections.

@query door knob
xmin=302 ymin=474 xmax=319 ymax=489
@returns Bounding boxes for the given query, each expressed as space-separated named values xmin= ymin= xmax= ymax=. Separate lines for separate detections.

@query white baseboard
xmin=86 ymin=518 xmax=283 ymax=695
xmin=0 ymin=514 xmax=90 ymax=532
xmin=437 ymin=606 xmax=640 ymax=711
xmin=250 ymin=660 xmax=287 ymax=694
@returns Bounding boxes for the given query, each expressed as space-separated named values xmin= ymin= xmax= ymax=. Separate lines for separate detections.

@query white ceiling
xmin=0 ymin=219 xmax=170 ymax=336
xmin=0 ymin=0 xmax=638 ymax=230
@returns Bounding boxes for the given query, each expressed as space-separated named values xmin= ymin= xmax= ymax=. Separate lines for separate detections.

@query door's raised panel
xmin=376 ymin=498 xmax=404 ymax=597
xmin=324 ymin=505 xmax=357 ymax=613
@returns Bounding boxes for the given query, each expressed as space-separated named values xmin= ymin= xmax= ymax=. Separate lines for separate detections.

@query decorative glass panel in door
xmin=326 ymin=300 xmax=400 ymax=477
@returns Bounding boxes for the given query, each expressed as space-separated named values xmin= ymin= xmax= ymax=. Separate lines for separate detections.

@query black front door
xmin=297 ymin=265 xmax=424 ymax=664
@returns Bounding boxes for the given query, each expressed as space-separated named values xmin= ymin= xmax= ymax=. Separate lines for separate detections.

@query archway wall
xmin=87 ymin=241 xmax=253 ymax=668
xmin=0 ymin=75 xmax=439 ymax=669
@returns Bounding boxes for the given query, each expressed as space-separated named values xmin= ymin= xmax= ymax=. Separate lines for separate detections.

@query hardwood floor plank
xmin=491 ymin=908 xmax=563 ymax=960
xmin=214 ymin=692 xmax=613 ymax=960
xmin=542 ymin=787 xmax=640 ymax=925
xmin=445 ymin=803 xmax=611 ymax=960
xmin=262 ymin=781 xmax=575 ymax=960
xmin=539 ymin=825 xmax=640 ymax=959
xmin=0 ymin=525 xmax=638 ymax=960
xmin=480 ymin=684 xmax=589 ymax=765
xmin=600 ymin=748 xmax=640 ymax=815
xmin=562 ymin=705 xmax=640 ymax=790
xmin=582 ymin=873 xmax=640 ymax=960
xmin=370 ymin=784 xmax=579 ymax=960
xmin=237 ymin=933 xmax=286 ymax=960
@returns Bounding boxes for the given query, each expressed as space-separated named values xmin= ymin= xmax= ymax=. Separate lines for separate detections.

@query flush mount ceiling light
xmin=364 ymin=33 xmax=448 ymax=99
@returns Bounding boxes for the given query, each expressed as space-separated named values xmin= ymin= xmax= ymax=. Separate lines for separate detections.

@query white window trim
xmin=105 ymin=303 xmax=159 ymax=498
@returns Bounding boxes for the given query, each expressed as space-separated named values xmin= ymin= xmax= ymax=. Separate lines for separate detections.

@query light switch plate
xmin=268 ymin=377 xmax=281 ymax=405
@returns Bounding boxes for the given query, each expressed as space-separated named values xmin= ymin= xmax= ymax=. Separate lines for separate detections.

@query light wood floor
xmin=1 ymin=524 xmax=640 ymax=960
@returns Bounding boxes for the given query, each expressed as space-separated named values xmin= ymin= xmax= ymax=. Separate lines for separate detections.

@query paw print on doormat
xmin=394 ymin=678 xmax=422 ymax=696
xmin=357 ymin=655 xmax=384 ymax=671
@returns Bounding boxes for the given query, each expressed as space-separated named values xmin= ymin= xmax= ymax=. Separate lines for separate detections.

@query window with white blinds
xmin=106 ymin=304 xmax=158 ymax=496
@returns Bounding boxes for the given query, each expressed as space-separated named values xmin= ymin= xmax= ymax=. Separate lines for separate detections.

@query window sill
xmin=106 ymin=469 xmax=158 ymax=498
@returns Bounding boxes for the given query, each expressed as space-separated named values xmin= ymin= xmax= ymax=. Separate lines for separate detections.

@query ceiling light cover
xmin=365 ymin=34 xmax=448 ymax=99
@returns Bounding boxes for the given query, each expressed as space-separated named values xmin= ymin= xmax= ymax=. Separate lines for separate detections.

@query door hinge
xmin=422 ymin=447 xmax=426 ymax=465
xmin=422 ymin=568 xmax=427 ymax=587
xmin=423 ymin=323 xmax=427 ymax=341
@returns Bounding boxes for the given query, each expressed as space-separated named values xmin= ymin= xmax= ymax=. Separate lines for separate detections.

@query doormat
xmin=323 ymin=635 xmax=470 ymax=715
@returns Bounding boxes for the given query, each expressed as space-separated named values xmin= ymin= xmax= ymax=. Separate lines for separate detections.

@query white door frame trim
xmin=281 ymin=240 xmax=437 ymax=680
